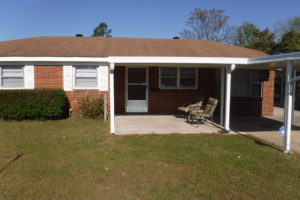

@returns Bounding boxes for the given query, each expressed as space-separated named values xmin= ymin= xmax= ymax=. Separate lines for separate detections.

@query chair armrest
xmin=180 ymin=102 xmax=192 ymax=107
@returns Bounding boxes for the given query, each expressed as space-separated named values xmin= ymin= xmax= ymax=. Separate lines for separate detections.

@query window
xmin=160 ymin=67 xmax=177 ymax=88
xmin=231 ymin=69 xmax=251 ymax=97
xmin=160 ymin=67 xmax=197 ymax=89
xmin=0 ymin=66 xmax=24 ymax=88
xmin=74 ymin=66 xmax=97 ymax=88
xmin=215 ymin=69 xmax=263 ymax=97
xmin=180 ymin=68 xmax=196 ymax=88
xmin=250 ymin=71 xmax=263 ymax=97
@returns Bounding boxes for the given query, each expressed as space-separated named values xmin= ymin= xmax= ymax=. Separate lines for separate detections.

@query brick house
xmin=0 ymin=36 xmax=277 ymax=134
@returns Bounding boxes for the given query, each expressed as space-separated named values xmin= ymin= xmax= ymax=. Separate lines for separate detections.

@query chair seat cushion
xmin=189 ymin=109 xmax=203 ymax=115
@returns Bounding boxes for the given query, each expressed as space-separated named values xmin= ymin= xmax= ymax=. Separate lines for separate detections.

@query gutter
xmin=0 ymin=51 xmax=299 ymax=67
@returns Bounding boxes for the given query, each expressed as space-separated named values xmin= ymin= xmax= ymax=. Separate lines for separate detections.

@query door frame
xmin=125 ymin=66 xmax=149 ymax=113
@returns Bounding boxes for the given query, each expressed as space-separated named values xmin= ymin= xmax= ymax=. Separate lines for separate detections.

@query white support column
xmin=224 ymin=64 xmax=235 ymax=132
xmin=280 ymin=71 xmax=285 ymax=107
xmin=292 ymin=69 xmax=297 ymax=124
xmin=284 ymin=61 xmax=293 ymax=153
xmin=109 ymin=63 xmax=115 ymax=135
xmin=220 ymin=67 xmax=225 ymax=126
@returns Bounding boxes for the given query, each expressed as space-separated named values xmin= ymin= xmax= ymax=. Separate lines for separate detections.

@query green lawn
xmin=0 ymin=117 xmax=300 ymax=200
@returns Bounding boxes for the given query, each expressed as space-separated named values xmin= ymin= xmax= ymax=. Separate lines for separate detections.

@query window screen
xmin=160 ymin=67 xmax=177 ymax=88
xmin=75 ymin=66 xmax=97 ymax=88
xmin=160 ymin=67 xmax=197 ymax=89
xmin=231 ymin=69 xmax=251 ymax=97
xmin=250 ymin=71 xmax=263 ymax=97
xmin=0 ymin=66 xmax=24 ymax=88
xmin=180 ymin=68 xmax=196 ymax=88
xmin=215 ymin=69 xmax=263 ymax=97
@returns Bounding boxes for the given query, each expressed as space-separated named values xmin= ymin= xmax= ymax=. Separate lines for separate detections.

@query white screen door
xmin=126 ymin=67 xmax=148 ymax=112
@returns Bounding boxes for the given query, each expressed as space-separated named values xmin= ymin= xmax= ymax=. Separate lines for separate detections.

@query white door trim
xmin=125 ymin=66 xmax=149 ymax=113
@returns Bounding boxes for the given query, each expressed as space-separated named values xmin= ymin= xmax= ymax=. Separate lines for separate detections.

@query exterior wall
xmin=35 ymin=66 xmax=63 ymax=88
xmin=65 ymin=90 xmax=108 ymax=111
xmin=114 ymin=66 xmax=275 ymax=116
xmin=114 ymin=67 xmax=215 ymax=114
xmin=230 ymin=97 xmax=263 ymax=116
xmin=216 ymin=70 xmax=274 ymax=116
xmin=221 ymin=70 xmax=274 ymax=116
xmin=34 ymin=65 xmax=108 ymax=111
xmin=262 ymin=70 xmax=275 ymax=116
xmin=33 ymin=65 xmax=274 ymax=116
xmin=148 ymin=67 xmax=215 ymax=113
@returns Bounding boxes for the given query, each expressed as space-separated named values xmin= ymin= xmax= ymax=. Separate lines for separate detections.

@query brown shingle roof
xmin=0 ymin=36 xmax=267 ymax=58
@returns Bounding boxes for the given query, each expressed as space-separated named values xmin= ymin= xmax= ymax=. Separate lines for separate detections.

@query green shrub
xmin=78 ymin=95 xmax=104 ymax=118
xmin=0 ymin=89 xmax=69 ymax=120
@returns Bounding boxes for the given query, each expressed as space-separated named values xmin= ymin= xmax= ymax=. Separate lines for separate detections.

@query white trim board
xmin=0 ymin=57 xmax=108 ymax=63
xmin=108 ymin=57 xmax=249 ymax=65
xmin=0 ymin=51 xmax=299 ymax=67
xmin=248 ymin=52 xmax=300 ymax=64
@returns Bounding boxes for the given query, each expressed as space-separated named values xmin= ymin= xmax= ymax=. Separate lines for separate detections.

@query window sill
xmin=159 ymin=87 xmax=197 ymax=90
xmin=73 ymin=87 xmax=100 ymax=90
xmin=0 ymin=87 xmax=26 ymax=90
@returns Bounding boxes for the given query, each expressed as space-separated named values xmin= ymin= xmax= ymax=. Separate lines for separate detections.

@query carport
xmin=231 ymin=107 xmax=300 ymax=154
xmin=108 ymin=52 xmax=300 ymax=153
xmin=248 ymin=52 xmax=300 ymax=153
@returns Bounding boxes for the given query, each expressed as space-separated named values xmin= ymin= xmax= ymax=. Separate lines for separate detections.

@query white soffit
xmin=108 ymin=56 xmax=248 ymax=65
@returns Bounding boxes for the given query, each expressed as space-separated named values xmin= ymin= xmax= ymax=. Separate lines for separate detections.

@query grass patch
xmin=0 ymin=117 xmax=300 ymax=199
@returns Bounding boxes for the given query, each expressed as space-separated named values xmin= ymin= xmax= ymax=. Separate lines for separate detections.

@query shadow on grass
xmin=0 ymin=153 xmax=23 ymax=174
xmin=238 ymin=134 xmax=283 ymax=153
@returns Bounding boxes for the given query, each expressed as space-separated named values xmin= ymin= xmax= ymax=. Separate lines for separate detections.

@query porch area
xmin=114 ymin=107 xmax=300 ymax=154
xmin=109 ymin=52 xmax=300 ymax=153
xmin=115 ymin=115 xmax=223 ymax=134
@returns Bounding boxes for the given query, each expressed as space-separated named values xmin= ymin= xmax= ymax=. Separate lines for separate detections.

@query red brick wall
xmin=217 ymin=70 xmax=274 ymax=116
xmin=35 ymin=66 xmax=63 ymax=88
xmin=114 ymin=67 xmax=216 ymax=114
xmin=230 ymin=97 xmax=263 ymax=116
xmin=148 ymin=67 xmax=215 ymax=113
xmin=262 ymin=70 xmax=275 ymax=116
xmin=65 ymin=90 xmax=108 ymax=111
xmin=34 ymin=65 xmax=109 ymax=111
xmin=34 ymin=65 xmax=274 ymax=115
xmin=114 ymin=67 xmax=275 ymax=116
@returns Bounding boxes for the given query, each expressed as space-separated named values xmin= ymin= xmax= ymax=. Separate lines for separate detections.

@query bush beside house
xmin=0 ymin=89 xmax=69 ymax=120
xmin=78 ymin=96 xmax=104 ymax=118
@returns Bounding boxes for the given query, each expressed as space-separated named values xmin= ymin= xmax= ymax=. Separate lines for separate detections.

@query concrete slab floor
xmin=115 ymin=115 xmax=223 ymax=135
xmin=231 ymin=107 xmax=300 ymax=154
xmin=115 ymin=107 xmax=300 ymax=154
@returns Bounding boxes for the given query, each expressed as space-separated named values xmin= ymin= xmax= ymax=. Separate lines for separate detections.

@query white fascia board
xmin=0 ymin=57 xmax=108 ymax=63
xmin=248 ymin=52 xmax=300 ymax=64
xmin=108 ymin=56 xmax=248 ymax=65
xmin=1 ymin=52 xmax=299 ymax=66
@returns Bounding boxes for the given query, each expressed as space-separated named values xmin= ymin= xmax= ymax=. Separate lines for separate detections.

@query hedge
xmin=0 ymin=89 xmax=69 ymax=120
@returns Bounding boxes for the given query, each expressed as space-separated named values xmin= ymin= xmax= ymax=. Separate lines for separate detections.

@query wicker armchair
xmin=178 ymin=98 xmax=203 ymax=114
xmin=188 ymin=98 xmax=218 ymax=125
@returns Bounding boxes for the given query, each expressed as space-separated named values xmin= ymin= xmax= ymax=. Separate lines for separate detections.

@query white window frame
xmin=73 ymin=65 xmax=99 ymax=90
xmin=159 ymin=67 xmax=197 ymax=89
xmin=0 ymin=65 xmax=25 ymax=89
